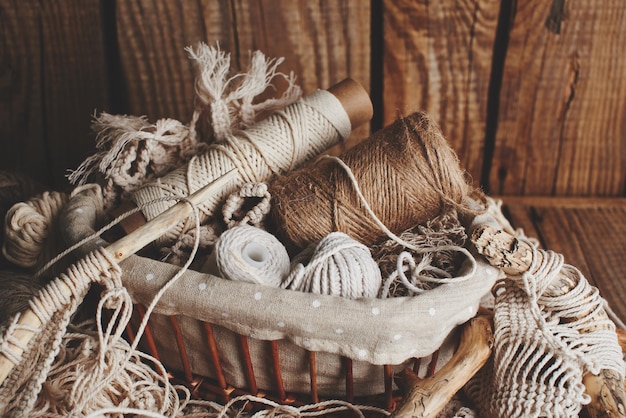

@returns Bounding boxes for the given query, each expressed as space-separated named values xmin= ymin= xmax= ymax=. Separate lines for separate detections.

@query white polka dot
xmin=486 ymin=268 xmax=495 ymax=276
xmin=75 ymin=208 xmax=84 ymax=214
xmin=410 ymin=348 xmax=417 ymax=355
xmin=146 ymin=273 xmax=154 ymax=281
xmin=371 ymin=307 xmax=380 ymax=316
xmin=168 ymin=302 xmax=175 ymax=307
xmin=250 ymin=333 xmax=257 ymax=339
xmin=254 ymin=292 xmax=262 ymax=300
xmin=221 ymin=312 xmax=229 ymax=318
xmin=198 ymin=282 xmax=207 ymax=291
xmin=468 ymin=306 xmax=474 ymax=314
xmin=277 ymin=321 xmax=285 ymax=328
xmin=312 ymin=300 xmax=321 ymax=308
xmin=303 ymin=340 xmax=312 ymax=347
xmin=335 ymin=328 xmax=344 ymax=335
xmin=393 ymin=334 xmax=402 ymax=341
xmin=428 ymin=307 xmax=436 ymax=316
xmin=358 ymin=349 xmax=367 ymax=358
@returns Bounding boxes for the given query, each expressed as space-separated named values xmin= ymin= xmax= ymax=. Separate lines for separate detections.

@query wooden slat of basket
xmin=238 ymin=335 xmax=258 ymax=394
xmin=134 ymin=304 xmax=161 ymax=362
xmin=308 ymin=351 xmax=319 ymax=403
xmin=343 ymin=357 xmax=354 ymax=403
xmin=169 ymin=315 xmax=193 ymax=384
xmin=269 ymin=340 xmax=287 ymax=401
xmin=384 ymin=364 xmax=394 ymax=410
xmin=202 ymin=322 xmax=229 ymax=401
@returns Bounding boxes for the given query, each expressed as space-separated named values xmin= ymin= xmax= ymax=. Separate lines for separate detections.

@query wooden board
xmin=501 ymin=197 xmax=626 ymax=323
xmin=115 ymin=0 xmax=371 ymax=151
xmin=489 ymin=0 xmax=626 ymax=196
xmin=382 ymin=0 xmax=501 ymax=185
xmin=0 ymin=0 xmax=109 ymax=189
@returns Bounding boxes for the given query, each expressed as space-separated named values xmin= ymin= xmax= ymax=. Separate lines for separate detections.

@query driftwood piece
xmin=0 ymin=169 xmax=237 ymax=386
xmin=391 ymin=315 xmax=493 ymax=418
xmin=471 ymin=224 xmax=626 ymax=418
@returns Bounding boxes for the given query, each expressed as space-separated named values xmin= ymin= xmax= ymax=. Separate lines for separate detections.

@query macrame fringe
xmin=67 ymin=42 xmax=301 ymax=217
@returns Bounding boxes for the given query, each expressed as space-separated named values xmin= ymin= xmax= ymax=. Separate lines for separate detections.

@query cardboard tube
xmin=328 ymin=78 xmax=373 ymax=130
xmin=112 ymin=78 xmax=373 ymax=236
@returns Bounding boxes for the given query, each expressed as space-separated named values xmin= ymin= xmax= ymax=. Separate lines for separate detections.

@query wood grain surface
xmin=1 ymin=1 xmax=624 ymax=198
xmin=502 ymin=197 xmax=626 ymax=323
xmin=114 ymin=0 xmax=370 ymax=150
xmin=382 ymin=0 xmax=501 ymax=185
xmin=1 ymin=0 xmax=109 ymax=189
xmin=489 ymin=0 xmax=626 ymax=196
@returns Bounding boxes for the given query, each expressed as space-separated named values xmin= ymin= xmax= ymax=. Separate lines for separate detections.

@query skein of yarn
xmin=282 ymin=232 xmax=381 ymax=299
xmin=207 ymin=225 xmax=290 ymax=287
xmin=268 ymin=111 xmax=473 ymax=252
xmin=2 ymin=191 xmax=69 ymax=271
xmin=129 ymin=79 xmax=372 ymax=246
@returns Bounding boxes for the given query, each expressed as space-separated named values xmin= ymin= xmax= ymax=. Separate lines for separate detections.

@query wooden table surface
xmin=499 ymin=197 xmax=626 ymax=324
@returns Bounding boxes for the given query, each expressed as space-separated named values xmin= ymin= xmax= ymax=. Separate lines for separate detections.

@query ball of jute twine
xmin=268 ymin=111 xmax=475 ymax=253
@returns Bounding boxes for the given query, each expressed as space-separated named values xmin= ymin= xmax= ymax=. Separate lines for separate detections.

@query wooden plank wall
xmin=1 ymin=0 xmax=624 ymax=197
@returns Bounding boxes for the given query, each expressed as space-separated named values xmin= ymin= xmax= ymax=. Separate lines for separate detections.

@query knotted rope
xmin=0 ymin=192 xmax=207 ymax=417
xmin=3 ymin=191 xmax=69 ymax=271
xmin=466 ymin=238 xmax=624 ymax=418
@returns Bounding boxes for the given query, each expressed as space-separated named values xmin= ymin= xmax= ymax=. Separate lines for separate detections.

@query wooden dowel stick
xmin=391 ymin=316 xmax=494 ymax=418
xmin=471 ymin=225 xmax=626 ymax=418
xmin=0 ymin=169 xmax=238 ymax=386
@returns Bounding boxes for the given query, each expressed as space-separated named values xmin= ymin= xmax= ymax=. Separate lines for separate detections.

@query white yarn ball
xmin=213 ymin=225 xmax=290 ymax=287
xmin=283 ymin=232 xmax=381 ymax=299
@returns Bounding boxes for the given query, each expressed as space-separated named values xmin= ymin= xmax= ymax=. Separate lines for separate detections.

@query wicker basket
xmin=60 ymin=184 xmax=502 ymax=412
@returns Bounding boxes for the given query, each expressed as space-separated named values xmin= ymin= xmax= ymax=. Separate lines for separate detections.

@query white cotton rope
xmin=0 ymin=194 xmax=204 ymax=417
xmin=132 ymin=89 xmax=352 ymax=246
xmin=283 ymin=232 xmax=382 ymax=299
xmin=211 ymin=224 xmax=290 ymax=287
xmin=466 ymin=238 xmax=625 ymax=418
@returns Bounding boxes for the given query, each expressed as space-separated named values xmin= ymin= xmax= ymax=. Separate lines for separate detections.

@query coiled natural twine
xmin=3 ymin=191 xmax=69 ymax=271
xmin=212 ymin=225 xmax=290 ymax=287
xmin=269 ymin=111 xmax=474 ymax=253
xmin=282 ymin=232 xmax=381 ymax=299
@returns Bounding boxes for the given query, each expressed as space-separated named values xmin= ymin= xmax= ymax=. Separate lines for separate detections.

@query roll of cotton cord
xmin=283 ymin=232 xmax=381 ymax=299
xmin=131 ymin=87 xmax=355 ymax=247
xmin=210 ymin=225 xmax=290 ymax=287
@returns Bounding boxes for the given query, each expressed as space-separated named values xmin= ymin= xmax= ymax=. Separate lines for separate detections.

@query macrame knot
xmin=222 ymin=182 xmax=271 ymax=228
xmin=283 ymin=232 xmax=382 ymax=299
xmin=210 ymin=100 xmax=232 ymax=141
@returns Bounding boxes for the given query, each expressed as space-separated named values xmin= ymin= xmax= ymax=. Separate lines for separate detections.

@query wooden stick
xmin=0 ymin=169 xmax=238 ymax=386
xmin=471 ymin=225 xmax=626 ymax=418
xmin=391 ymin=316 xmax=493 ymax=418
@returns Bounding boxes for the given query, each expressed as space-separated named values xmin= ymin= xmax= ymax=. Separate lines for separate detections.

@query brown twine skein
xmin=268 ymin=111 xmax=474 ymax=252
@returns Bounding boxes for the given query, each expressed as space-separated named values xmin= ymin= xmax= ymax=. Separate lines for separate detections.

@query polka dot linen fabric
xmin=121 ymin=249 xmax=497 ymax=395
